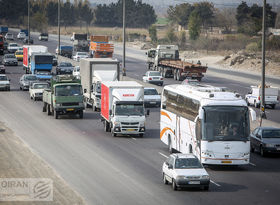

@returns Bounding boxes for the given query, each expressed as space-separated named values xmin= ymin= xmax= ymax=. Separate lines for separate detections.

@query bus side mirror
xmin=249 ymin=108 xmax=256 ymax=121
xmin=198 ymin=108 xmax=204 ymax=120
xmin=146 ymin=109 xmax=150 ymax=116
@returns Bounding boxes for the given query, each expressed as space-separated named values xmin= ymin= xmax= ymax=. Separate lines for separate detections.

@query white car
xmin=7 ymin=43 xmax=20 ymax=53
xmin=162 ymin=154 xmax=210 ymax=191
xmin=144 ymin=87 xmax=161 ymax=107
xmin=143 ymin=71 xmax=163 ymax=86
xmin=0 ymin=74 xmax=10 ymax=91
xmin=5 ymin=33 xmax=14 ymax=40
xmin=72 ymin=52 xmax=88 ymax=62
xmin=29 ymin=82 xmax=49 ymax=101
xmin=72 ymin=66 xmax=80 ymax=79
xmin=17 ymin=32 xmax=26 ymax=39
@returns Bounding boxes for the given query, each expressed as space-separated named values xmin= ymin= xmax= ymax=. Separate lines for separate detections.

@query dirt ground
xmin=0 ymin=121 xmax=86 ymax=205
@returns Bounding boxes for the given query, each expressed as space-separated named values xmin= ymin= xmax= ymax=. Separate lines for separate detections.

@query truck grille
xmin=121 ymin=122 xmax=139 ymax=125
xmin=62 ymin=102 xmax=79 ymax=106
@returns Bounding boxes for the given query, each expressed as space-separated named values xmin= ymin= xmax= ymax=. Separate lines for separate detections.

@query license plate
xmin=127 ymin=129 xmax=135 ymax=132
xmin=153 ymin=77 xmax=159 ymax=79
xmin=189 ymin=181 xmax=200 ymax=184
xmin=221 ymin=160 xmax=232 ymax=164
xmin=66 ymin=108 xmax=74 ymax=111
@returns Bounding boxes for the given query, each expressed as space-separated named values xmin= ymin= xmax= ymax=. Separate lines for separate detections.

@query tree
xmin=167 ymin=3 xmax=193 ymax=28
xmin=31 ymin=12 xmax=48 ymax=32
xmin=188 ymin=11 xmax=201 ymax=40
xmin=178 ymin=31 xmax=186 ymax=46
xmin=214 ymin=8 xmax=236 ymax=33
xmin=193 ymin=2 xmax=214 ymax=28
xmin=80 ymin=3 xmax=94 ymax=32
xmin=148 ymin=25 xmax=157 ymax=43
xmin=166 ymin=27 xmax=177 ymax=43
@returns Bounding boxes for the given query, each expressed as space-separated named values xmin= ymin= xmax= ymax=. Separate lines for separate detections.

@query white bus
xmin=160 ymin=84 xmax=256 ymax=165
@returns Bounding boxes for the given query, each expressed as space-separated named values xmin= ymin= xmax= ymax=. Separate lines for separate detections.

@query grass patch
xmin=156 ymin=17 xmax=169 ymax=25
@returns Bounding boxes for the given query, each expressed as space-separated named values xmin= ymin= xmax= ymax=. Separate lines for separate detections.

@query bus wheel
xmin=168 ymin=136 xmax=173 ymax=154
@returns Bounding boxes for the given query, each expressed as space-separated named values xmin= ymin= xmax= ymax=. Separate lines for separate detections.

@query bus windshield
xmin=203 ymin=106 xmax=250 ymax=141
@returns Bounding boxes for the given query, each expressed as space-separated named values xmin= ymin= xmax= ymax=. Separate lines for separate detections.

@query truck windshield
xmin=35 ymin=55 xmax=53 ymax=64
xmin=148 ymin=50 xmax=155 ymax=57
xmin=55 ymin=85 xmax=82 ymax=96
xmin=203 ymin=106 xmax=250 ymax=141
xmin=115 ymin=104 xmax=144 ymax=116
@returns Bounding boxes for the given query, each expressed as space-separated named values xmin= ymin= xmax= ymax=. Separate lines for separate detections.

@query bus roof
xmin=164 ymin=84 xmax=246 ymax=107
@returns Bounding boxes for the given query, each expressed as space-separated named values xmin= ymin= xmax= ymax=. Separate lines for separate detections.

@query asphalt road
xmin=0 ymin=31 xmax=280 ymax=205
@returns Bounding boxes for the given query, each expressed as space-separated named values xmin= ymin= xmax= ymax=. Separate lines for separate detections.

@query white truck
xmin=101 ymin=81 xmax=149 ymax=137
xmin=80 ymin=58 xmax=120 ymax=111
xmin=245 ymin=85 xmax=279 ymax=109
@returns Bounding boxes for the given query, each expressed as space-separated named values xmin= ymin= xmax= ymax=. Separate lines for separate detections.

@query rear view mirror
xmin=249 ymin=107 xmax=256 ymax=121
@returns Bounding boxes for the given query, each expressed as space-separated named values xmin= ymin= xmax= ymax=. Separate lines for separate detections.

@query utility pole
xmin=28 ymin=0 xmax=30 ymax=45
xmin=122 ymin=0 xmax=126 ymax=76
xmin=58 ymin=0 xmax=61 ymax=57
xmin=260 ymin=0 xmax=267 ymax=126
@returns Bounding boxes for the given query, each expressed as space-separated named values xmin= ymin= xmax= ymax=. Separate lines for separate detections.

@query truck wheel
xmin=47 ymin=105 xmax=51 ymax=115
xmin=42 ymin=103 xmax=47 ymax=112
xmin=54 ymin=110 xmax=59 ymax=119
xmin=111 ymin=130 xmax=117 ymax=137
xmin=93 ymin=105 xmax=97 ymax=112
xmin=104 ymin=121 xmax=109 ymax=132
xmin=271 ymin=104 xmax=276 ymax=109
xmin=139 ymin=133 xmax=144 ymax=138
xmin=176 ymin=70 xmax=181 ymax=81
xmin=79 ymin=111 xmax=83 ymax=119
xmin=246 ymin=99 xmax=250 ymax=106
xmin=34 ymin=97 xmax=37 ymax=101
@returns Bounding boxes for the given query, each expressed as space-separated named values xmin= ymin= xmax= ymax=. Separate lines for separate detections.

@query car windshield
xmin=55 ymin=85 xmax=82 ymax=96
xmin=60 ymin=62 xmax=72 ymax=67
xmin=25 ymin=76 xmax=37 ymax=81
xmin=33 ymin=84 xmax=49 ymax=89
xmin=203 ymin=106 xmax=250 ymax=141
xmin=9 ymin=44 xmax=18 ymax=47
xmin=175 ymin=158 xmax=203 ymax=169
xmin=5 ymin=55 xmax=15 ymax=59
xmin=115 ymin=104 xmax=144 ymax=116
xmin=149 ymin=72 xmax=161 ymax=76
xmin=144 ymin=89 xmax=158 ymax=95
xmin=0 ymin=76 xmax=8 ymax=81
xmin=263 ymin=130 xmax=280 ymax=138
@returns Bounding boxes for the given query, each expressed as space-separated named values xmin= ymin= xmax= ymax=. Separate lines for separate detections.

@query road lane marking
xmin=132 ymin=138 xmax=137 ymax=141
xmin=249 ymin=162 xmax=256 ymax=167
xmin=158 ymin=152 xmax=168 ymax=158
xmin=210 ymin=180 xmax=221 ymax=187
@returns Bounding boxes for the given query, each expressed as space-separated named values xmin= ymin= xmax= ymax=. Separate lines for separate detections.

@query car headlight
xmin=201 ymin=175 xmax=210 ymax=180
xmin=176 ymin=176 xmax=186 ymax=180
xmin=265 ymin=144 xmax=274 ymax=148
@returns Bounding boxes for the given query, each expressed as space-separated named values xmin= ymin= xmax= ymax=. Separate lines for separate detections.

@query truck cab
xmin=101 ymin=81 xmax=148 ymax=137
xmin=43 ymin=75 xmax=85 ymax=119
xmin=154 ymin=45 xmax=179 ymax=67
xmin=31 ymin=52 xmax=53 ymax=80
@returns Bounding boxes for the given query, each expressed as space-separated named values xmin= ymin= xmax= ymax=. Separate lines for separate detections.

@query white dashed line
xmin=158 ymin=152 xmax=168 ymax=158
xmin=210 ymin=180 xmax=221 ymax=187
xmin=132 ymin=138 xmax=137 ymax=141
xmin=249 ymin=162 xmax=256 ymax=167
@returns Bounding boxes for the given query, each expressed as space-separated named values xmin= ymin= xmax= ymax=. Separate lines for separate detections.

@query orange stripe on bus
xmin=160 ymin=127 xmax=175 ymax=139
xmin=161 ymin=111 xmax=172 ymax=121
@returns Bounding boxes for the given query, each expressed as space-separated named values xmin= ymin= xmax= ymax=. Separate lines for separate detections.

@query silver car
xmin=19 ymin=74 xmax=38 ymax=90
xmin=0 ymin=74 xmax=10 ymax=91
xmin=144 ymin=87 xmax=161 ymax=107
xmin=143 ymin=71 xmax=163 ymax=86
xmin=3 ymin=54 xmax=18 ymax=66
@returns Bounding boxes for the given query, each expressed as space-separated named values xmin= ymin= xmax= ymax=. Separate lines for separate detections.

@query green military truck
xmin=42 ymin=75 xmax=84 ymax=119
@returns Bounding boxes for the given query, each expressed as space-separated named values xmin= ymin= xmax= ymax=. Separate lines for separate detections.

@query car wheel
xmin=204 ymin=186 xmax=209 ymax=191
xmin=163 ymin=174 xmax=168 ymax=185
xmin=172 ymin=179 xmax=177 ymax=191
xmin=246 ymin=99 xmax=250 ymax=106
xmin=260 ymin=146 xmax=266 ymax=157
